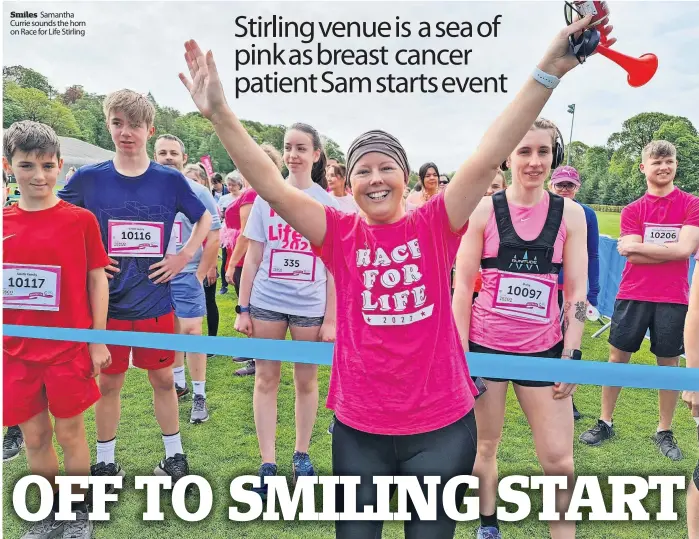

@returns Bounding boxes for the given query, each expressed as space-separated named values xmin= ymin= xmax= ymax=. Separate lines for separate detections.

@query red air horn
xmin=565 ymin=1 xmax=658 ymax=87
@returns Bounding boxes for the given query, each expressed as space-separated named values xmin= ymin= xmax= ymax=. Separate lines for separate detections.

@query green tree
xmin=3 ymin=65 xmax=56 ymax=97
xmin=4 ymin=83 xmax=80 ymax=136
xmin=607 ymin=112 xmax=676 ymax=157
xmin=322 ymin=136 xmax=345 ymax=163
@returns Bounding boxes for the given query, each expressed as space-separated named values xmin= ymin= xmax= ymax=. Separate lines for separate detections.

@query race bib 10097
xmin=3 ymin=264 xmax=61 ymax=311
xmin=108 ymin=220 xmax=164 ymax=257
xmin=492 ymin=272 xmax=554 ymax=322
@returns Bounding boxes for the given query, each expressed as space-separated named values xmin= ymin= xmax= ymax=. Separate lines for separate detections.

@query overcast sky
xmin=4 ymin=1 xmax=698 ymax=172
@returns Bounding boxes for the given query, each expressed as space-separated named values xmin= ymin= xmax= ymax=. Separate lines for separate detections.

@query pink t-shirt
xmin=617 ymin=188 xmax=699 ymax=305
xmin=469 ymin=193 xmax=567 ymax=353
xmin=224 ymin=188 xmax=258 ymax=268
xmin=313 ymin=193 xmax=478 ymax=435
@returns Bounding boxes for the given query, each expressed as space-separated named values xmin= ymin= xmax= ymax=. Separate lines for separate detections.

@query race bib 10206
xmin=3 ymin=264 xmax=61 ymax=311
xmin=492 ymin=272 xmax=554 ymax=322
xmin=108 ymin=220 xmax=164 ymax=257
xmin=643 ymin=223 xmax=681 ymax=245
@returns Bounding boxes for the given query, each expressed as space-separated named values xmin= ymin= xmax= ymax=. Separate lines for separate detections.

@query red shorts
xmin=3 ymin=345 xmax=100 ymax=426
xmin=102 ymin=313 xmax=175 ymax=374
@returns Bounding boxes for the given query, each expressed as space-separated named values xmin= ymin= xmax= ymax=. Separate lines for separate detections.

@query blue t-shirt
xmin=558 ymin=200 xmax=600 ymax=306
xmin=58 ymin=160 xmax=207 ymax=320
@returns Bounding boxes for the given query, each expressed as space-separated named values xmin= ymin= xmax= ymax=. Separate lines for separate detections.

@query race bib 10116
xmin=108 ymin=220 xmax=164 ymax=257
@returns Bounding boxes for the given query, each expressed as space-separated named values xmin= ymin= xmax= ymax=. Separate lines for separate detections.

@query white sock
xmin=601 ymin=419 xmax=613 ymax=428
xmin=173 ymin=367 xmax=186 ymax=387
xmin=193 ymin=381 xmax=206 ymax=398
xmin=694 ymin=417 xmax=699 ymax=426
xmin=96 ymin=438 xmax=116 ymax=465
xmin=162 ymin=432 xmax=183 ymax=459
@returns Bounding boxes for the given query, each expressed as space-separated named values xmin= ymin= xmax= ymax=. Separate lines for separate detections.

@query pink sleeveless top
xmin=469 ymin=194 xmax=567 ymax=353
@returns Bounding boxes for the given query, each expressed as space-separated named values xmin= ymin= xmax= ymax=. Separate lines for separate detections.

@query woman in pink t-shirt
xmin=180 ymin=14 xmax=599 ymax=537
xmin=453 ymin=119 xmax=589 ymax=539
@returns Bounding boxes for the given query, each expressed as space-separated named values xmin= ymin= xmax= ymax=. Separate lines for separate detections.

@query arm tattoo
xmin=563 ymin=301 xmax=571 ymax=315
xmin=562 ymin=316 xmax=569 ymax=335
xmin=575 ymin=301 xmax=586 ymax=323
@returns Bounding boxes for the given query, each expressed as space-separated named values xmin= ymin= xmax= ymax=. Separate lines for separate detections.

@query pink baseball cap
xmin=551 ymin=166 xmax=581 ymax=186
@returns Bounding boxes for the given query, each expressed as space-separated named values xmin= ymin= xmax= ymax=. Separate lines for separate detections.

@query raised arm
xmin=179 ymin=41 xmax=326 ymax=247
xmin=444 ymin=14 xmax=599 ymax=231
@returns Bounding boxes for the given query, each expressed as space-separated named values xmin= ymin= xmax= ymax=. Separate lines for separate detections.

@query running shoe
xmin=292 ymin=451 xmax=315 ymax=485
xmin=190 ymin=394 xmax=210 ymax=424
xmin=61 ymin=506 xmax=92 ymax=539
xmin=572 ymin=400 xmax=581 ymax=421
xmin=653 ymin=430 xmax=683 ymax=461
xmin=90 ymin=462 xmax=126 ymax=495
xmin=218 ymin=287 xmax=228 ymax=295
xmin=232 ymin=356 xmax=251 ymax=363
xmin=19 ymin=512 xmax=64 ymax=539
xmin=235 ymin=360 xmax=255 ymax=376
xmin=176 ymin=383 xmax=189 ymax=399
xmin=252 ymin=463 xmax=278 ymax=500
xmin=579 ymin=420 xmax=615 ymax=446
xmin=154 ymin=453 xmax=190 ymax=483
xmin=476 ymin=526 xmax=502 ymax=539
xmin=327 ymin=417 xmax=335 ymax=435
xmin=4 ymin=425 xmax=24 ymax=462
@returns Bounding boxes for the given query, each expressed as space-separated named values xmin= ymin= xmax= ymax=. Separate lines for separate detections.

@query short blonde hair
xmin=260 ymin=143 xmax=283 ymax=171
xmin=531 ymin=117 xmax=559 ymax=146
xmin=103 ymin=89 xmax=155 ymax=127
xmin=642 ymin=140 xmax=676 ymax=162
xmin=184 ymin=163 xmax=210 ymax=189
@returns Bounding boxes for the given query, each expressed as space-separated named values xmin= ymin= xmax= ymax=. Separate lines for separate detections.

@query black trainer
xmin=579 ymin=419 xmax=615 ymax=446
xmin=3 ymin=425 xmax=24 ymax=462
xmin=653 ymin=430 xmax=683 ymax=461
xmin=154 ymin=453 xmax=190 ymax=483
xmin=90 ymin=462 xmax=126 ymax=495
xmin=572 ymin=400 xmax=581 ymax=421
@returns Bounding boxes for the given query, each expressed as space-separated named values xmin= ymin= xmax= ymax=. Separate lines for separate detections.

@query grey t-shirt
xmin=167 ymin=177 xmax=221 ymax=273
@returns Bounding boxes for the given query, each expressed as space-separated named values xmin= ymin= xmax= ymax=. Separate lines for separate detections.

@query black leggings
xmin=204 ymin=278 xmax=219 ymax=336
xmin=232 ymin=266 xmax=243 ymax=298
xmin=220 ymin=248 xmax=228 ymax=289
xmin=332 ymin=411 xmax=477 ymax=539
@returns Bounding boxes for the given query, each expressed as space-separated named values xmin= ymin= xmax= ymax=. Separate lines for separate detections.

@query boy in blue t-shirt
xmin=59 ymin=89 xmax=211 ymax=484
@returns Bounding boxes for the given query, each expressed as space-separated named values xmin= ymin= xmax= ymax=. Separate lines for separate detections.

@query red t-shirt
xmin=3 ymin=200 xmax=110 ymax=364
xmin=617 ymin=187 xmax=699 ymax=305
xmin=224 ymin=188 xmax=258 ymax=268
xmin=313 ymin=192 xmax=478 ymax=435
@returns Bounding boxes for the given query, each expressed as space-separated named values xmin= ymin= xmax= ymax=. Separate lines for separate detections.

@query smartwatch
xmin=562 ymin=349 xmax=582 ymax=360
xmin=235 ymin=305 xmax=249 ymax=314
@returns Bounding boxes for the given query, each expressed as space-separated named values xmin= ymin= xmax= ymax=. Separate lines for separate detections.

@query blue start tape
xmin=4 ymin=324 xmax=699 ymax=391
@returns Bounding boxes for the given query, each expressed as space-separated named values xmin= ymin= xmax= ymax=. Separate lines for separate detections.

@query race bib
xmin=108 ymin=220 xmax=164 ymax=257
xmin=3 ymin=264 xmax=61 ymax=311
xmin=268 ymin=249 xmax=316 ymax=281
xmin=173 ymin=221 xmax=183 ymax=246
xmin=492 ymin=272 xmax=554 ymax=322
xmin=643 ymin=223 xmax=680 ymax=245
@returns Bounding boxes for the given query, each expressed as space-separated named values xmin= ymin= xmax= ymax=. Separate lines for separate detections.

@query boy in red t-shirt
xmin=3 ymin=121 xmax=112 ymax=538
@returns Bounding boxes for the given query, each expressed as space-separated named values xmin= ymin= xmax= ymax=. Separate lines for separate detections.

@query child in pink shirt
xmin=581 ymin=140 xmax=699 ymax=462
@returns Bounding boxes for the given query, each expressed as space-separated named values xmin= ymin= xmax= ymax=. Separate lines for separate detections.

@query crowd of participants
xmin=2 ymin=15 xmax=699 ymax=539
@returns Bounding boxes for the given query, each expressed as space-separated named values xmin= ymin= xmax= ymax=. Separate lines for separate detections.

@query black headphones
xmin=564 ymin=1 xmax=601 ymax=64
xmin=500 ymin=124 xmax=565 ymax=172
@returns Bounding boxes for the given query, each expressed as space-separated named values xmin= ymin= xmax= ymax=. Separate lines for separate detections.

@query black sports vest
xmin=481 ymin=190 xmax=564 ymax=275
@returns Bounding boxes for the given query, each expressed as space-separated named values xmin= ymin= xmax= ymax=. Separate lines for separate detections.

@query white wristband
xmin=532 ymin=68 xmax=560 ymax=89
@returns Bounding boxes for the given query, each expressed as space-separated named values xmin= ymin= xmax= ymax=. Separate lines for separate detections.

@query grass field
xmin=596 ymin=212 xmax=621 ymax=238
xmin=4 ymin=234 xmax=697 ymax=538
